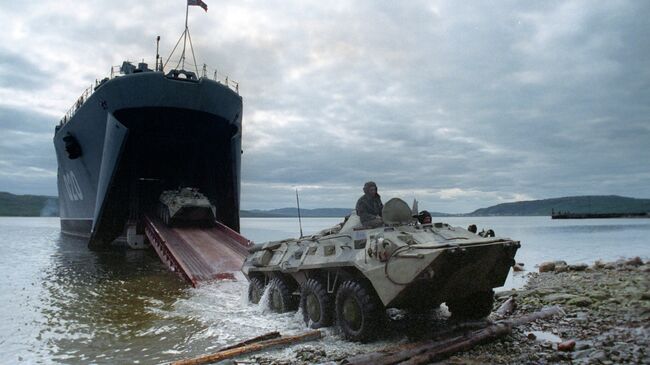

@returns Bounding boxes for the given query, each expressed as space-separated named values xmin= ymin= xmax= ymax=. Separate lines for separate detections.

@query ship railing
xmin=163 ymin=59 xmax=239 ymax=94
xmin=59 ymin=83 xmax=95 ymax=127
xmin=199 ymin=63 xmax=239 ymax=94
xmin=58 ymin=62 xmax=239 ymax=127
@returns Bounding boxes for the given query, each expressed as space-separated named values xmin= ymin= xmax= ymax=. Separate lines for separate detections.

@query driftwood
xmin=345 ymin=306 xmax=564 ymax=365
xmin=172 ymin=330 xmax=322 ymax=365
xmin=344 ymin=324 xmax=489 ymax=365
xmin=496 ymin=297 xmax=517 ymax=316
xmin=215 ymin=331 xmax=281 ymax=352
xmin=402 ymin=306 xmax=565 ymax=365
xmin=428 ymin=320 xmax=491 ymax=340
xmin=343 ymin=340 xmax=438 ymax=365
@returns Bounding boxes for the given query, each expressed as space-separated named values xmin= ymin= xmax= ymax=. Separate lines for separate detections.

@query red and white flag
xmin=188 ymin=0 xmax=208 ymax=12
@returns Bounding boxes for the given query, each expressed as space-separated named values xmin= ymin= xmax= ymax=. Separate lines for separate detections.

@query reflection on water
xmin=40 ymin=234 xmax=193 ymax=364
xmin=0 ymin=216 xmax=649 ymax=364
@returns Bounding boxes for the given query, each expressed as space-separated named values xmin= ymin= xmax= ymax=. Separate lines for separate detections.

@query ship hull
xmin=54 ymin=71 xmax=242 ymax=246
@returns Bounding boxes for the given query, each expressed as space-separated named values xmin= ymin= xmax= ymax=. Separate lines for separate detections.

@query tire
xmin=161 ymin=207 xmax=169 ymax=225
xmin=300 ymin=279 xmax=334 ymax=328
xmin=248 ymin=277 xmax=266 ymax=304
xmin=335 ymin=280 xmax=384 ymax=342
xmin=166 ymin=208 xmax=172 ymax=226
xmin=446 ymin=290 xmax=495 ymax=319
xmin=266 ymin=277 xmax=297 ymax=313
xmin=159 ymin=205 xmax=165 ymax=223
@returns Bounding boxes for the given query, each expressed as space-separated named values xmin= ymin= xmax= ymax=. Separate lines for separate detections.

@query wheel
xmin=300 ymin=279 xmax=334 ymax=328
xmin=248 ymin=277 xmax=266 ymax=304
xmin=446 ymin=290 xmax=495 ymax=319
xmin=266 ymin=277 xmax=297 ymax=313
xmin=335 ymin=280 xmax=384 ymax=342
xmin=162 ymin=207 xmax=168 ymax=225
xmin=165 ymin=208 xmax=172 ymax=226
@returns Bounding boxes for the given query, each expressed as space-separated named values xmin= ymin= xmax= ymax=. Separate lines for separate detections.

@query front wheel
xmin=163 ymin=207 xmax=171 ymax=226
xmin=446 ymin=290 xmax=495 ymax=319
xmin=248 ymin=277 xmax=266 ymax=304
xmin=266 ymin=277 xmax=297 ymax=313
xmin=300 ymin=279 xmax=334 ymax=328
xmin=335 ymin=280 xmax=384 ymax=342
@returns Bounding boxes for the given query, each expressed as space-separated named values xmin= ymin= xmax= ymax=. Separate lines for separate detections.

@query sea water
xmin=0 ymin=216 xmax=648 ymax=363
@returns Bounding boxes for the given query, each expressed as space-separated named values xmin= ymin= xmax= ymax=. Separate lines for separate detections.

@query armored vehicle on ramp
xmin=242 ymin=198 xmax=520 ymax=341
xmin=158 ymin=187 xmax=216 ymax=226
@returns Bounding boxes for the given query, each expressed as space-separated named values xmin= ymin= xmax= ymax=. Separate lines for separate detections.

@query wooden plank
xmin=171 ymin=330 xmax=322 ymax=365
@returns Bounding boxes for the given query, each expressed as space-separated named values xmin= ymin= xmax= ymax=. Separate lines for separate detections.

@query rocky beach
xmin=445 ymin=257 xmax=650 ymax=364
xmin=244 ymin=257 xmax=649 ymax=365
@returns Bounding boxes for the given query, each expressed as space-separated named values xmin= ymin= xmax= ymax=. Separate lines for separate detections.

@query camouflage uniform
xmin=356 ymin=181 xmax=384 ymax=227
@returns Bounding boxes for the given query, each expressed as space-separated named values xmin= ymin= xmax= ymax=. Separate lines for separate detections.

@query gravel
xmin=444 ymin=257 xmax=649 ymax=364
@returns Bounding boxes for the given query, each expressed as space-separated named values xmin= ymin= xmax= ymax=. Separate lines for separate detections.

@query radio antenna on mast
xmin=295 ymin=188 xmax=304 ymax=238
xmin=164 ymin=0 xmax=207 ymax=74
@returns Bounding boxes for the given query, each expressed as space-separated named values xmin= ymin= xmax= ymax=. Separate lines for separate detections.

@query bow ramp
xmin=144 ymin=215 xmax=251 ymax=287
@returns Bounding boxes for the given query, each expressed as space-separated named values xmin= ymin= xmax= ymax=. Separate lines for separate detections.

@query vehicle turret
xmin=158 ymin=187 xmax=216 ymax=226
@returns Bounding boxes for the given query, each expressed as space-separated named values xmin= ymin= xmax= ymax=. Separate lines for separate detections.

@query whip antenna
xmin=295 ymin=188 xmax=304 ymax=238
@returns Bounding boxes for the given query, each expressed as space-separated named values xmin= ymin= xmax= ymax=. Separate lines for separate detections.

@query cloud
xmin=0 ymin=0 xmax=648 ymax=212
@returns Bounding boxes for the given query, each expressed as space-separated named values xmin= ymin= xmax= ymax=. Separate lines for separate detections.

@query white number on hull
xmin=63 ymin=171 xmax=84 ymax=201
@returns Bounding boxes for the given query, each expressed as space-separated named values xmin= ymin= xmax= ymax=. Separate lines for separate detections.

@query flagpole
xmin=181 ymin=2 xmax=189 ymax=68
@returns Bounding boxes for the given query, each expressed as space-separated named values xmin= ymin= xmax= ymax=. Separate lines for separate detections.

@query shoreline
xmin=445 ymin=257 xmax=649 ymax=364
xmin=247 ymin=258 xmax=649 ymax=364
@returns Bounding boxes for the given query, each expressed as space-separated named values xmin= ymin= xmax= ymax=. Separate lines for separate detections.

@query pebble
xmin=539 ymin=261 xmax=555 ymax=273
xmin=555 ymin=264 xmax=569 ymax=273
xmin=574 ymin=340 xmax=593 ymax=350
xmin=566 ymin=296 xmax=592 ymax=307
xmin=626 ymin=257 xmax=643 ymax=266
xmin=591 ymin=350 xmax=607 ymax=361
xmin=558 ymin=339 xmax=576 ymax=351
xmin=543 ymin=293 xmax=578 ymax=302
xmin=569 ymin=263 xmax=588 ymax=271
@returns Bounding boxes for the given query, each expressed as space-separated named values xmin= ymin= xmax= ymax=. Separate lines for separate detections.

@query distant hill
xmin=0 ymin=192 xmax=59 ymax=217
xmin=241 ymin=207 xmax=352 ymax=218
xmin=239 ymin=209 xmax=287 ymax=218
xmin=3 ymin=192 xmax=649 ymax=218
xmin=468 ymin=195 xmax=650 ymax=216
xmin=240 ymin=207 xmax=455 ymax=218
xmin=425 ymin=212 xmax=457 ymax=217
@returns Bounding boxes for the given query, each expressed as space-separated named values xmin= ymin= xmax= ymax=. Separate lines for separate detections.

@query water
xmin=0 ymin=216 xmax=648 ymax=364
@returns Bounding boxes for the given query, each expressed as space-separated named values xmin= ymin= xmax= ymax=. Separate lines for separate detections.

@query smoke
xmin=40 ymin=198 xmax=59 ymax=217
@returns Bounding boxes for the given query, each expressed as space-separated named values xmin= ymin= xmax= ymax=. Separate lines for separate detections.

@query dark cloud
xmin=0 ymin=52 xmax=49 ymax=90
xmin=0 ymin=1 xmax=648 ymax=212
xmin=0 ymin=107 xmax=57 ymax=195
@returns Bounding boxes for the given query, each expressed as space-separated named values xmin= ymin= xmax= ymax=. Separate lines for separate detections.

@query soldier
xmin=356 ymin=181 xmax=384 ymax=228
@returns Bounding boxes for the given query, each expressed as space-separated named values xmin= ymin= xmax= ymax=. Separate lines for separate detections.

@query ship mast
xmin=181 ymin=4 xmax=189 ymax=69
xmin=163 ymin=1 xmax=206 ymax=75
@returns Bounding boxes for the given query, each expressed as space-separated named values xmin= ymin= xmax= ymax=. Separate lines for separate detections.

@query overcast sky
xmin=0 ymin=1 xmax=648 ymax=213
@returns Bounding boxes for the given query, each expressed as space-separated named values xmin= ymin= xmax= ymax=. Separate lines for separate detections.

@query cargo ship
xmin=551 ymin=212 xmax=649 ymax=219
xmin=54 ymin=26 xmax=243 ymax=248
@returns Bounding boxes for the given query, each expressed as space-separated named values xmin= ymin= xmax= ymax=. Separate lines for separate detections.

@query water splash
xmin=256 ymin=284 xmax=273 ymax=313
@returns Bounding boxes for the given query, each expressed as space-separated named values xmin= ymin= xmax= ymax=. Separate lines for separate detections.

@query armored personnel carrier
xmin=158 ymin=187 xmax=216 ymax=226
xmin=242 ymin=198 xmax=520 ymax=342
